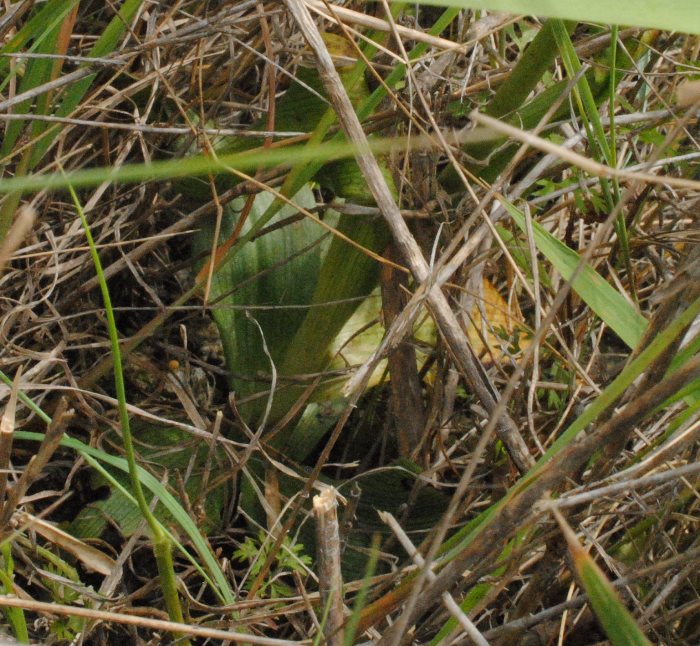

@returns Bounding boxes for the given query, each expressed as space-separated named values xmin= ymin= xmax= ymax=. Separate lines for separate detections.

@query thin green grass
xmin=0 ymin=543 xmax=27 ymax=643
xmin=68 ymin=181 xmax=188 ymax=637
xmin=552 ymin=505 xmax=653 ymax=646
xmin=408 ymin=0 xmax=700 ymax=35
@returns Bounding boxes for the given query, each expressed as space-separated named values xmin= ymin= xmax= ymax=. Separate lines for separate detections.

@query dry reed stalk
xmin=0 ymin=397 xmax=72 ymax=530
xmin=313 ymin=487 xmax=344 ymax=646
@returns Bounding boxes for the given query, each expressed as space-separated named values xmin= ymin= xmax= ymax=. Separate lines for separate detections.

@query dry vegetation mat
xmin=0 ymin=1 xmax=699 ymax=644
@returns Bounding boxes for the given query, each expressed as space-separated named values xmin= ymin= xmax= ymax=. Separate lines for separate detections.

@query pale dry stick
xmin=282 ymin=0 xmax=534 ymax=475
xmin=166 ymin=370 xmax=208 ymax=429
xmin=530 ymin=152 xmax=700 ymax=206
xmin=614 ymin=414 xmax=700 ymax=480
xmin=313 ymin=488 xmax=344 ymax=646
xmin=554 ymin=461 xmax=700 ymax=510
xmin=469 ymin=111 xmax=700 ymax=192
xmin=0 ymin=0 xmax=32 ymax=39
xmin=0 ymin=368 xmax=21 ymax=511
xmin=0 ymin=65 xmax=104 ymax=113
xmin=292 ymin=569 xmax=324 ymax=636
xmin=523 ymin=201 xmax=545 ymax=453
xmin=98 ymin=520 xmax=142 ymax=597
xmin=0 ymin=112 xmax=305 ymax=137
xmin=380 ymin=510 xmax=490 ymax=646
xmin=0 ymin=397 xmax=72 ymax=529
xmin=0 ymin=596 xmax=303 ymax=645
xmin=0 ymin=52 xmax=126 ymax=66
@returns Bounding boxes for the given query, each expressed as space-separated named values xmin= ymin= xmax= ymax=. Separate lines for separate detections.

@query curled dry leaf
xmin=466 ymin=278 xmax=531 ymax=366
xmin=14 ymin=512 xmax=116 ymax=576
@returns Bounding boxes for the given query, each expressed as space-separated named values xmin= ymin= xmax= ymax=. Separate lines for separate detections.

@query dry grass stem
xmin=313 ymin=487 xmax=344 ymax=645
xmin=471 ymin=110 xmax=700 ymax=191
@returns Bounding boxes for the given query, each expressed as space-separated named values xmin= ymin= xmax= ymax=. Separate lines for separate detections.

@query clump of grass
xmin=0 ymin=1 xmax=698 ymax=644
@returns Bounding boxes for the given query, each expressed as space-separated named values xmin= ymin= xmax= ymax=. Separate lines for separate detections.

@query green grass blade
xmin=404 ymin=1 xmax=700 ymax=35
xmin=78 ymin=453 xmax=224 ymax=599
xmin=550 ymin=20 xmax=633 ymax=275
xmin=506 ymin=200 xmax=647 ymax=348
xmin=551 ymin=20 xmax=613 ymax=167
xmin=0 ymin=0 xmax=78 ymax=82
xmin=0 ymin=544 xmax=28 ymax=643
xmin=0 ymin=370 xmax=51 ymax=423
xmin=553 ymin=507 xmax=653 ymax=646
xmin=15 ymin=429 xmax=235 ymax=605
xmin=30 ymin=0 xmax=145 ymax=165
xmin=0 ymin=133 xmax=441 ymax=194
xmin=69 ymin=182 xmax=201 ymax=633
xmin=0 ymin=5 xmax=77 ymax=156
xmin=343 ymin=534 xmax=381 ymax=646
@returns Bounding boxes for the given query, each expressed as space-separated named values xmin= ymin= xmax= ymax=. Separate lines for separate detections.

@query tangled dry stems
xmin=0 ymin=2 xmax=698 ymax=644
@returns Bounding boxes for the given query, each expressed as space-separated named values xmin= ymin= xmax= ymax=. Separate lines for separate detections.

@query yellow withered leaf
xmin=466 ymin=278 xmax=530 ymax=366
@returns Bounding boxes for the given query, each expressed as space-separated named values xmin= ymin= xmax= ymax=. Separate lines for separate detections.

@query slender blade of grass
xmin=15 ymin=429 xmax=235 ymax=605
xmin=403 ymin=1 xmax=700 ymax=35
xmin=552 ymin=506 xmax=653 ymax=646
xmin=506 ymin=200 xmax=647 ymax=348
